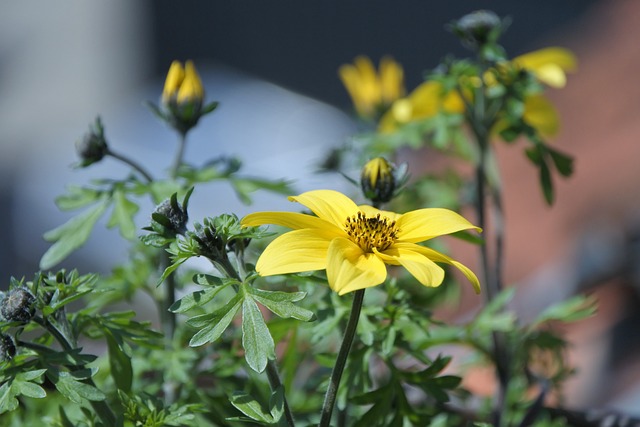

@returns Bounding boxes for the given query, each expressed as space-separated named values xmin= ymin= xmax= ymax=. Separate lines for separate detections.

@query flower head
xmin=512 ymin=47 xmax=577 ymax=88
xmin=339 ymin=56 xmax=405 ymax=119
xmin=156 ymin=60 xmax=212 ymax=136
xmin=162 ymin=60 xmax=204 ymax=106
xmin=242 ymin=190 xmax=481 ymax=295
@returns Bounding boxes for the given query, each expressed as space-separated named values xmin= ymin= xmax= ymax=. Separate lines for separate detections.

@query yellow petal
xmin=513 ymin=47 xmax=577 ymax=88
xmin=339 ymin=64 xmax=368 ymax=115
xmin=162 ymin=60 xmax=185 ymax=103
xmin=256 ymin=229 xmax=334 ymax=276
xmin=396 ymin=208 xmax=481 ymax=243
xmin=241 ymin=211 xmax=340 ymax=233
xmin=326 ymin=238 xmax=387 ymax=295
xmin=399 ymin=243 xmax=481 ymax=294
xmin=289 ymin=190 xmax=359 ymax=229
xmin=379 ymin=56 xmax=405 ymax=103
xmin=177 ymin=60 xmax=204 ymax=103
xmin=375 ymin=246 xmax=445 ymax=288
xmin=523 ymin=95 xmax=560 ymax=137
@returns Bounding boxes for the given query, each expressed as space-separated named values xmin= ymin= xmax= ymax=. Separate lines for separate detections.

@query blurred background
xmin=2 ymin=0 xmax=640 ymax=416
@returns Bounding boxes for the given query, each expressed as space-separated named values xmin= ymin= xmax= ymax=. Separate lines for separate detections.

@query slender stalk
xmin=34 ymin=316 xmax=118 ymax=426
xmin=106 ymin=148 xmax=154 ymax=183
xmin=170 ymin=133 xmax=187 ymax=179
xmin=319 ymin=289 xmax=365 ymax=427
xmin=160 ymin=251 xmax=177 ymax=341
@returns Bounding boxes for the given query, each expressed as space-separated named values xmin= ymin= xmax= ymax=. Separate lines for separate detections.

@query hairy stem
xmin=170 ymin=133 xmax=187 ymax=179
xmin=319 ymin=289 xmax=365 ymax=427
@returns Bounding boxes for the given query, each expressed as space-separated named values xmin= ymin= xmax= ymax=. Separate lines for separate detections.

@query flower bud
xmin=161 ymin=60 xmax=205 ymax=135
xmin=76 ymin=117 xmax=108 ymax=167
xmin=0 ymin=287 xmax=36 ymax=323
xmin=151 ymin=195 xmax=189 ymax=238
xmin=0 ymin=334 xmax=16 ymax=361
xmin=192 ymin=219 xmax=226 ymax=260
xmin=451 ymin=10 xmax=503 ymax=50
xmin=361 ymin=157 xmax=396 ymax=204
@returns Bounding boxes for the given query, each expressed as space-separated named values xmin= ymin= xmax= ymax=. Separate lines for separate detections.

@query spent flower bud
xmin=76 ymin=117 xmax=108 ymax=167
xmin=0 ymin=334 xmax=16 ymax=362
xmin=0 ymin=287 xmax=36 ymax=323
xmin=192 ymin=219 xmax=226 ymax=261
xmin=151 ymin=196 xmax=189 ymax=238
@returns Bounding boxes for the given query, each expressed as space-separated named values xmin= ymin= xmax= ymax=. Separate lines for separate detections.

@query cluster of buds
xmin=360 ymin=157 xmax=408 ymax=205
xmin=76 ymin=117 xmax=109 ymax=167
xmin=0 ymin=287 xmax=36 ymax=324
xmin=150 ymin=60 xmax=218 ymax=136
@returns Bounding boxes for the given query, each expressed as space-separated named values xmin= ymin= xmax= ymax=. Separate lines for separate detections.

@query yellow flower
xmin=162 ymin=60 xmax=204 ymax=106
xmin=339 ymin=56 xmax=405 ymax=118
xmin=512 ymin=47 xmax=577 ymax=88
xmin=379 ymin=47 xmax=576 ymax=137
xmin=242 ymin=190 xmax=481 ymax=296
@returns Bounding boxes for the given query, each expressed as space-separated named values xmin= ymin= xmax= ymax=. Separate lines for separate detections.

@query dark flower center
xmin=345 ymin=211 xmax=399 ymax=252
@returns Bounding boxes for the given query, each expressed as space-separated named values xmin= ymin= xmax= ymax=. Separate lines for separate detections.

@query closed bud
xmin=0 ymin=334 xmax=16 ymax=361
xmin=192 ymin=219 xmax=226 ymax=260
xmin=0 ymin=287 xmax=36 ymax=323
xmin=161 ymin=60 xmax=206 ymax=135
xmin=151 ymin=195 xmax=189 ymax=238
xmin=361 ymin=157 xmax=396 ymax=204
xmin=76 ymin=117 xmax=108 ymax=167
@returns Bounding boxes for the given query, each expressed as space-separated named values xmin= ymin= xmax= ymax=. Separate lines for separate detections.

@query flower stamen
xmin=345 ymin=211 xmax=399 ymax=252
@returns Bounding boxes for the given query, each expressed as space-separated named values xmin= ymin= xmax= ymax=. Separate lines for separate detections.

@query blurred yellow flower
xmin=379 ymin=47 xmax=576 ymax=138
xmin=512 ymin=47 xmax=577 ymax=88
xmin=162 ymin=60 xmax=204 ymax=106
xmin=339 ymin=56 xmax=405 ymax=118
xmin=242 ymin=190 xmax=481 ymax=295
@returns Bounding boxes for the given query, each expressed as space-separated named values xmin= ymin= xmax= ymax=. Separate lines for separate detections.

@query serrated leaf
xmin=229 ymin=391 xmax=274 ymax=424
xmin=170 ymin=286 xmax=229 ymax=313
xmin=107 ymin=189 xmax=139 ymax=240
xmin=56 ymin=186 xmax=102 ymax=211
xmin=0 ymin=381 xmax=19 ymax=414
xmin=533 ymin=295 xmax=597 ymax=327
xmin=48 ymin=370 xmax=106 ymax=403
xmin=40 ymin=197 xmax=110 ymax=269
xmin=188 ymin=294 xmax=243 ymax=347
xmin=242 ymin=296 xmax=275 ymax=373
xmin=249 ymin=288 xmax=315 ymax=322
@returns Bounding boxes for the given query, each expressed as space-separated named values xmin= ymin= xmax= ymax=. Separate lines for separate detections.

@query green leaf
xmin=229 ymin=391 xmax=275 ymax=424
xmin=0 ymin=381 xmax=19 ymax=414
xmin=40 ymin=196 xmax=110 ymax=269
xmin=48 ymin=369 xmax=106 ymax=403
xmin=15 ymin=381 xmax=46 ymax=399
xmin=105 ymin=332 xmax=133 ymax=392
xmin=242 ymin=296 xmax=275 ymax=373
xmin=170 ymin=286 xmax=229 ymax=313
xmin=55 ymin=186 xmax=102 ymax=211
xmin=107 ymin=189 xmax=139 ymax=240
xmin=540 ymin=160 xmax=554 ymax=205
xmin=547 ymin=146 xmax=574 ymax=177
xmin=229 ymin=177 xmax=293 ymax=205
xmin=188 ymin=294 xmax=243 ymax=347
xmin=249 ymin=288 xmax=315 ymax=322
xmin=533 ymin=295 xmax=597 ymax=327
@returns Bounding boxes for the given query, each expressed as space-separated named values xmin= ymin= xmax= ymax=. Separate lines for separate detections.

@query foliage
xmin=1 ymin=10 xmax=617 ymax=427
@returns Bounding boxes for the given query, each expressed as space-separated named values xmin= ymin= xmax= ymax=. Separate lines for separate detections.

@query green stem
xmin=160 ymin=251 xmax=177 ymax=341
xmin=34 ymin=316 xmax=118 ymax=427
xmin=319 ymin=289 xmax=365 ymax=427
xmin=171 ymin=133 xmax=187 ymax=179
xmin=106 ymin=148 xmax=154 ymax=183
